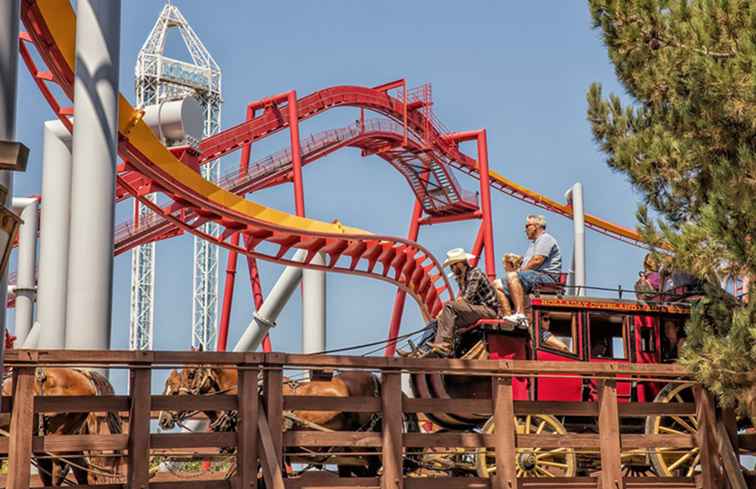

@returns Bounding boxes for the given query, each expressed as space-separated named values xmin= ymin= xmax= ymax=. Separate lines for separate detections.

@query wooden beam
xmin=284 ymin=395 xmax=380 ymax=412
xmin=34 ymin=395 xmax=130 ymax=413
xmin=258 ymin=401 xmax=286 ymax=489
xmin=4 ymin=350 xmax=691 ymax=378
xmin=381 ymin=372 xmax=403 ymax=489
xmin=264 ymin=367 xmax=284 ymax=459
xmin=238 ymin=367 xmax=259 ymax=489
xmin=493 ymin=377 xmax=517 ymax=489
xmin=151 ymin=432 xmax=237 ymax=449
xmin=285 ymin=475 xmax=379 ymax=489
xmin=403 ymin=399 xmax=695 ymax=418
xmin=6 ymin=367 xmax=35 ymax=489
xmin=284 ymin=431 xmax=382 ymax=447
xmin=720 ymin=406 xmax=738 ymax=452
xmin=403 ymin=398 xmax=492 ymax=414
xmin=597 ymin=379 xmax=623 ymax=489
xmin=694 ymin=385 xmax=718 ymax=489
xmin=715 ymin=421 xmax=747 ymax=489
xmin=151 ymin=394 xmax=238 ymax=411
xmin=127 ymin=367 xmax=152 ymax=489
xmin=280 ymin=431 xmax=694 ymax=451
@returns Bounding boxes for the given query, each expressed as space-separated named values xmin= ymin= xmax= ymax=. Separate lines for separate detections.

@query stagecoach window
xmin=537 ymin=311 xmax=577 ymax=355
xmin=588 ymin=312 xmax=627 ymax=360
xmin=640 ymin=325 xmax=655 ymax=353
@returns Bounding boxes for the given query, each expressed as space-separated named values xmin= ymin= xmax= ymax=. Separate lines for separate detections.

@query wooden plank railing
xmin=0 ymin=350 xmax=749 ymax=489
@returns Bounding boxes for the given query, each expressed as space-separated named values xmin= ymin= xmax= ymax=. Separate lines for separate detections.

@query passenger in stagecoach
xmin=498 ymin=215 xmax=562 ymax=326
xmin=635 ymin=253 xmax=662 ymax=302
xmin=539 ymin=313 xmax=570 ymax=352
xmin=425 ymin=248 xmax=501 ymax=357
xmin=661 ymin=319 xmax=686 ymax=362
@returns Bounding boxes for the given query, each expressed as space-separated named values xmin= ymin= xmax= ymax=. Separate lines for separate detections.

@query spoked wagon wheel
xmin=475 ymin=415 xmax=577 ymax=478
xmin=645 ymin=382 xmax=700 ymax=477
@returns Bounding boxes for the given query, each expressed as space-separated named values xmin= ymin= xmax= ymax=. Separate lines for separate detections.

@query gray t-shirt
xmin=521 ymin=232 xmax=562 ymax=274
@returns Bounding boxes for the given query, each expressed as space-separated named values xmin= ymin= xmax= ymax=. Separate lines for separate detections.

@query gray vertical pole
xmin=12 ymin=197 xmax=38 ymax=344
xmin=37 ymin=121 xmax=72 ymax=349
xmin=302 ymin=253 xmax=326 ymax=353
xmin=565 ymin=183 xmax=586 ymax=297
xmin=65 ymin=0 xmax=121 ymax=350
xmin=0 ymin=0 xmax=19 ymax=370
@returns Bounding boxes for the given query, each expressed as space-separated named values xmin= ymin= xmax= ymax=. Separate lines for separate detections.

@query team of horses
xmin=1 ymin=368 xmax=123 ymax=486
xmin=157 ymin=365 xmax=386 ymax=476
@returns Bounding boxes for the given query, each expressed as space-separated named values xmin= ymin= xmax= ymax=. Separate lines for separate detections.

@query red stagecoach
xmin=408 ymin=275 xmax=721 ymax=478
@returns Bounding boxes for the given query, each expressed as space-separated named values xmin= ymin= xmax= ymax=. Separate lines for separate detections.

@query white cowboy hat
xmin=442 ymin=248 xmax=476 ymax=268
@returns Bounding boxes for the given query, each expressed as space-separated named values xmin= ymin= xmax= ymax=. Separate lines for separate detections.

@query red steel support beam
xmin=244 ymin=247 xmax=271 ymax=352
xmin=477 ymin=130 xmax=496 ymax=280
xmin=385 ymin=199 xmax=423 ymax=357
xmin=444 ymin=130 xmax=496 ymax=280
xmin=217 ymin=233 xmax=240 ymax=352
xmin=470 ymin=222 xmax=485 ymax=269
xmin=217 ymin=107 xmax=258 ymax=352
xmin=288 ymin=91 xmax=305 ymax=217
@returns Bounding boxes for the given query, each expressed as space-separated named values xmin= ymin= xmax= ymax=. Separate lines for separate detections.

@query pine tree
xmin=586 ymin=0 xmax=755 ymax=413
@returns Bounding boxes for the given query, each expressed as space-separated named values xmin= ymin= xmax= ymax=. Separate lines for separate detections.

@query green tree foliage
xmin=586 ymin=0 xmax=755 ymax=410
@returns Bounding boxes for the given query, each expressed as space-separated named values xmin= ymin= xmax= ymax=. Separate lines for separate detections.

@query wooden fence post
xmin=263 ymin=365 xmax=283 ymax=462
xmin=694 ymin=385 xmax=718 ymax=489
xmin=128 ymin=366 xmax=151 ymax=489
xmin=6 ymin=367 xmax=35 ymax=489
xmin=493 ymin=377 xmax=517 ymax=489
xmin=381 ymin=371 xmax=403 ymax=489
xmin=238 ymin=366 xmax=259 ymax=489
xmin=597 ymin=379 xmax=623 ymax=489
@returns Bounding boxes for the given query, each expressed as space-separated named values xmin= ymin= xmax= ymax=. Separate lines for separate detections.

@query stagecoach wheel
xmin=645 ymin=382 xmax=700 ymax=477
xmin=475 ymin=415 xmax=577 ymax=478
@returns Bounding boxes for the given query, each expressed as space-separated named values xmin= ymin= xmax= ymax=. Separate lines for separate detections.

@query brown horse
xmin=1 ymin=368 xmax=122 ymax=486
xmin=158 ymin=366 xmax=239 ymax=431
xmin=158 ymin=366 xmax=382 ymax=475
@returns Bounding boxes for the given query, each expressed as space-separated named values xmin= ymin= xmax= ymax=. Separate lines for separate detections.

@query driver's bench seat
xmin=531 ymin=272 xmax=570 ymax=296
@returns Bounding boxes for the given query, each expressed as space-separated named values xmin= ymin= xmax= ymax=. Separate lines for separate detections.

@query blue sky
xmin=12 ymin=1 xmax=647 ymax=356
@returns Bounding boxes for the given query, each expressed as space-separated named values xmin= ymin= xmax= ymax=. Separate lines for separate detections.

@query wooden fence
xmin=0 ymin=350 xmax=753 ymax=489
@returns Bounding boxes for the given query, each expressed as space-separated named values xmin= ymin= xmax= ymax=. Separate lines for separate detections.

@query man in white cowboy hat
xmin=427 ymin=248 xmax=500 ymax=356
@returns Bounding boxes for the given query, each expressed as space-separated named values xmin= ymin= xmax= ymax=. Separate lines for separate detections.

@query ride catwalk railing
xmin=1 ymin=351 xmax=753 ymax=489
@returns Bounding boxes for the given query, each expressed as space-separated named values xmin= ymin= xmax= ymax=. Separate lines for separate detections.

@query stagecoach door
xmin=533 ymin=310 xmax=583 ymax=402
xmin=586 ymin=311 xmax=633 ymax=403
xmin=632 ymin=314 xmax=662 ymax=402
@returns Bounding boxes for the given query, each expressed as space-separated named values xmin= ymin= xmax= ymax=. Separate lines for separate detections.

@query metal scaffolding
xmin=132 ymin=2 xmax=222 ymax=350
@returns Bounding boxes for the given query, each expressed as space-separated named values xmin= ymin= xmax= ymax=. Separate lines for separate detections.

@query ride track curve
xmin=19 ymin=0 xmax=455 ymax=319
xmin=18 ymin=0 xmax=646 ymax=322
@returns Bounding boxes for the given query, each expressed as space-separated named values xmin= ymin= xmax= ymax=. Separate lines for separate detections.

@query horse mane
xmin=85 ymin=370 xmax=123 ymax=435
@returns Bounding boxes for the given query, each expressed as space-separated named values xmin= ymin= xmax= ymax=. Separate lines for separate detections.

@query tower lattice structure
xmin=132 ymin=2 xmax=222 ymax=351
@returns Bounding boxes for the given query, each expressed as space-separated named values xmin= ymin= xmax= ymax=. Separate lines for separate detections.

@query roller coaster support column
xmin=283 ymin=90 xmax=327 ymax=354
xmin=65 ymin=0 xmax=121 ymax=351
xmin=234 ymin=249 xmax=306 ymax=352
xmin=12 ymin=197 xmax=38 ymax=345
xmin=0 ymin=0 xmax=19 ymax=373
xmin=443 ymin=130 xmax=496 ymax=280
xmin=385 ymin=199 xmax=423 ymax=357
xmin=37 ymin=121 xmax=72 ymax=349
xmin=218 ymin=106 xmax=255 ymax=352
xmin=565 ymin=183 xmax=586 ymax=296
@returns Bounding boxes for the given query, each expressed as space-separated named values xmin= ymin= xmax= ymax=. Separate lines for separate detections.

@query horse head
xmin=158 ymin=368 xmax=196 ymax=430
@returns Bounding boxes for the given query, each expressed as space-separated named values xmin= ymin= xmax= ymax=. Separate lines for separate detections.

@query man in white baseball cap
xmin=426 ymin=248 xmax=500 ymax=356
